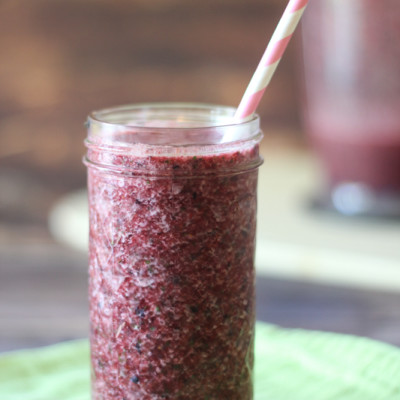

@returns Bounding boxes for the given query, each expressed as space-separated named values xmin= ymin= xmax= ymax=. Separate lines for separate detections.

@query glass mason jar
xmin=301 ymin=0 xmax=400 ymax=216
xmin=84 ymin=103 xmax=263 ymax=399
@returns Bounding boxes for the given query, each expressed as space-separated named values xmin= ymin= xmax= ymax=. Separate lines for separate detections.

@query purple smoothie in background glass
xmin=84 ymin=103 xmax=263 ymax=399
xmin=301 ymin=0 xmax=400 ymax=216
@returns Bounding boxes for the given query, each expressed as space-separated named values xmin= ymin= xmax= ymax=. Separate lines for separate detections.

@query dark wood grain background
xmin=0 ymin=0 xmax=301 ymax=187
xmin=0 ymin=0 xmax=302 ymax=238
xmin=1 ymin=0 xmax=400 ymax=352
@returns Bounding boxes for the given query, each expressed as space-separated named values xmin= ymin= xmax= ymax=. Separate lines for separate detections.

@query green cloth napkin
xmin=1 ymin=323 xmax=400 ymax=400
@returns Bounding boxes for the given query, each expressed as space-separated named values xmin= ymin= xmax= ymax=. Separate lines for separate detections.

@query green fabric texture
xmin=1 ymin=323 xmax=400 ymax=400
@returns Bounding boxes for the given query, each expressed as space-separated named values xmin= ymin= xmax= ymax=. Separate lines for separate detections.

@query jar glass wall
xmin=84 ymin=103 xmax=263 ymax=399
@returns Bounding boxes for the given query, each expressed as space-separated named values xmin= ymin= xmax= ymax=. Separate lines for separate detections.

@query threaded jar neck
xmin=84 ymin=103 xmax=263 ymax=177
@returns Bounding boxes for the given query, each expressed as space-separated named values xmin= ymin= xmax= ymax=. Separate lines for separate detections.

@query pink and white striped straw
xmin=235 ymin=0 xmax=308 ymax=120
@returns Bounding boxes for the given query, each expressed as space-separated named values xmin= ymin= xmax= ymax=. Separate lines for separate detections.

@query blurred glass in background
xmin=301 ymin=0 xmax=400 ymax=217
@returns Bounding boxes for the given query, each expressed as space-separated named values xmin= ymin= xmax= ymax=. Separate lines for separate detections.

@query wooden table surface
xmin=2 ymin=240 xmax=400 ymax=353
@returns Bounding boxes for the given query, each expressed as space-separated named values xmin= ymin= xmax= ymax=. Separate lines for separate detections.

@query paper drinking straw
xmin=235 ymin=0 xmax=308 ymax=120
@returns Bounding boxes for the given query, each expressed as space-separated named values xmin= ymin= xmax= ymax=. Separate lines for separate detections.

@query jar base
xmin=311 ymin=182 xmax=400 ymax=219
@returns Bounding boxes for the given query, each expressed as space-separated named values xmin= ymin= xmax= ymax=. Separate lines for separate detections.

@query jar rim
xmin=89 ymin=102 xmax=258 ymax=129
xmin=87 ymin=102 xmax=260 ymax=148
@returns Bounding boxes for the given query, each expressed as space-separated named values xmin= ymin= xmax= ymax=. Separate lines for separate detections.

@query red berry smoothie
xmin=301 ymin=1 xmax=400 ymax=201
xmin=84 ymin=104 xmax=263 ymax=399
